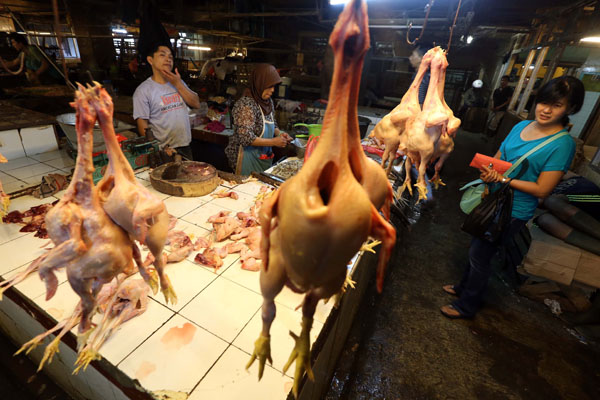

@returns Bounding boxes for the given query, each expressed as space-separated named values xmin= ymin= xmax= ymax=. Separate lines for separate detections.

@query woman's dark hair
xmin=535 ymin=76 xmax=585 ymax=126
xmin=8 ymin=32 xmax=28 ymax=46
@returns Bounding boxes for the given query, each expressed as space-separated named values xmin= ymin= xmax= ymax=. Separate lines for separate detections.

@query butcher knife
xmin=251 ymin=171 xmax=285 ymax=186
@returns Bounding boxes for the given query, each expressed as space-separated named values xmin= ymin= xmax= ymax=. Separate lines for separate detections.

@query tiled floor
xmin=0 ymin=149 xmax=349 ymax=399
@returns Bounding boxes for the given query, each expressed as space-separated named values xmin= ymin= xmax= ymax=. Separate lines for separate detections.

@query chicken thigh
xmin=246 ymin=1 xmax=396 ymax=397
xmin=89 ymin=85 xmax=176 ymax=304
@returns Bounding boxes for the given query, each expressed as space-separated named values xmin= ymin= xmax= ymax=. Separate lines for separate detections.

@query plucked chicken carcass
xmin=88 ymin=84 xmax=176 ymax=304
xmin=246 ymin=0 xmax=396 ymax=397
xmin=371 ymin=50 xmax=433 ymax=174
xmin=38 ymin=86 xmax=135 ymax=333
xmin=401 ymin=47 xmax=458 ymax=200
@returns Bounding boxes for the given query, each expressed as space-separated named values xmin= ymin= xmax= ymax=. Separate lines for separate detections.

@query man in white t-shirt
xmin=133 ymin=43 xmax=200 ymax=160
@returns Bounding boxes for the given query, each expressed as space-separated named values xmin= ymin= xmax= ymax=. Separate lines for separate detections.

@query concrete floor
xmin=326 ymin=129 xmax=600 ymax=399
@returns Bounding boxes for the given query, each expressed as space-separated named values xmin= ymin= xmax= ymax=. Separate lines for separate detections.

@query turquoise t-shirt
xmin=499 ymin=120 xmax=575 ymax=221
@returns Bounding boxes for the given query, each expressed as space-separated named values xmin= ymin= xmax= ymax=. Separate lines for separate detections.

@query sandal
xmin=442 ymin=285 xmax=458 ymax=296
xmin=440 ymin=304 xmax=471 ymax=319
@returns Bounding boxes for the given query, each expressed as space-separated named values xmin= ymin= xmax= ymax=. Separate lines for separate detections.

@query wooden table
xmin=0 ymin=101 xmax=57 ymax=131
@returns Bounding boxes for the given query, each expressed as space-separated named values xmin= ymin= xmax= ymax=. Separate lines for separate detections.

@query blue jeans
xmin=452 ymin=218 xmax=528 ymax=317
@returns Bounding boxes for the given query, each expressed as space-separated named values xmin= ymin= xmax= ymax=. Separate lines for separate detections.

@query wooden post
xmin=508 ymin=48 xmax=536 ymax=112
xmin=516 ymin=46 xmax=549 ymax=115
xmin=541 ymin=43 xmax=566 ymax=86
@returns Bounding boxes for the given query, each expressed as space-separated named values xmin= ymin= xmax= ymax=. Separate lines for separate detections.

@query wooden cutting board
xmin=149 ymin=161 xmax=220 ymax=197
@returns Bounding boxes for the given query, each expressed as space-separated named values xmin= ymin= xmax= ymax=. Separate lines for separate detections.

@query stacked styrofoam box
xmin=0 ymin=125 xmax=58 ymax=161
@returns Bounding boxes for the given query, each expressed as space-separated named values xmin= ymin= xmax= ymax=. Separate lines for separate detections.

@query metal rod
xmin=406 ymin=0 xmax=435 ymax=45
xmin=52 ymin=0 xmax=70 ymax=84
xmin=446 ymin=0 xmax=462 ymax=53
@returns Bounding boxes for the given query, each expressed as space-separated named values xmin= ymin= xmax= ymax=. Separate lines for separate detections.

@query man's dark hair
xmin=8 ymin=32 xmax=28 ymax=46
xmin=146 ymin=41 xmax=173 ymax=59
xmin=501 ymin=75 xmax=509 ymax=81
xmin=535 ymin=76 xmax=585 ymax=126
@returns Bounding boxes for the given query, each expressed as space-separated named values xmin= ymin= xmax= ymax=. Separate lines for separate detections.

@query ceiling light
xmin=581 ymin=36 xmax=600 ymax=43
xmin=529 ymin=65 xmax=535 ymax=69
xmin=466 ymin=35 xmax=473 ymax=44
xmin=188 ymin=46 xmax=211 ymax=51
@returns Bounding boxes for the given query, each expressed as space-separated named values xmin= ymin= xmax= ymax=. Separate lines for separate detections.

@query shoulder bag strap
xmin=503 ymin=130 xmax=568 ymax=178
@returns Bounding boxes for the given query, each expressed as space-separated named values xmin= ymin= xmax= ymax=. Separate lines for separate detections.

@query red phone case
xmin=469 ymin=153 xmax=512 ymax=174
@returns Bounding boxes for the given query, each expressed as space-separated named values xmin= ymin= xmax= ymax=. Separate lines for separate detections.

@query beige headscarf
xmin=247 ymin=64 xmax=281 ymax=114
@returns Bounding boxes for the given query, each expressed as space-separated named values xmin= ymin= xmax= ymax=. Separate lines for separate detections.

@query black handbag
xmin=461 ymin=180 xmax=514 ymax=242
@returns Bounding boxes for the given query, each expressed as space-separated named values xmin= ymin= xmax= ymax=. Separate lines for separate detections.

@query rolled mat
xmin=565 ymin=229 xmax=600 ymax=256
xmin=566 ymin=211 xmax=600 ymax=240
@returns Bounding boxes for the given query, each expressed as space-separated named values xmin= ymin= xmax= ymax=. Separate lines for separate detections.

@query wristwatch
xmin=501 ymin=177 xmax=508 ymax=183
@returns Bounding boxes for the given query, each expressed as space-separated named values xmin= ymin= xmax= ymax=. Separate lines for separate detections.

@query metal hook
xmin=446 ymin=0 xmax=463 ymax=54
xmin=406 ymin=0 xmax=435 ymax=45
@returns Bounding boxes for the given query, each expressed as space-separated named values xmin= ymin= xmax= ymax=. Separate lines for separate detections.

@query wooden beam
xmin=516 ymin=46 xmax=549 ymax=115
xmin=508 ymin=48 xmax=536 ymax=112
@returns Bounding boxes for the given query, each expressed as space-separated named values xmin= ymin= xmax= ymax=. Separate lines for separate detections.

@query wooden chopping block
xmin=149 ymin=161 xmax=220 ymax=197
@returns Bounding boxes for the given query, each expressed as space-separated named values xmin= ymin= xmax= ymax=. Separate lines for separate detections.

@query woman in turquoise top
xmin=441 ymin=76 xmax=585 ymax=319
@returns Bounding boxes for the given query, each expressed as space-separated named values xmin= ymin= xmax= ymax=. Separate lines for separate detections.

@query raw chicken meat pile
xmin=372 ymin=46 xmax=461 ymax=201
xmin=151 ymin=184 xmax=274 ymax=273
xmin=246 ymin=0 xmax=396 ymax=397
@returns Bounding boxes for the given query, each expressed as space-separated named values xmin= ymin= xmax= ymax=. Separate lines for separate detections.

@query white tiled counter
xmin=0 ymin=150 xmax=378 ymax=400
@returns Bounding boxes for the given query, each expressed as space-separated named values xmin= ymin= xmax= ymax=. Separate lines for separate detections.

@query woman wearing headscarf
xmin=225 ymin=64 xmax=292 ymax=175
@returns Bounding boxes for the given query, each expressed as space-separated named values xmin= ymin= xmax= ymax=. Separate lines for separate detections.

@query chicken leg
xmin=246 ymin=1 xmax=396 ymax=397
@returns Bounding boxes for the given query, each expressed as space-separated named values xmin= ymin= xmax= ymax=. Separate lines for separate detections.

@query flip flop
xmin=442 ymin=285 xmax=458 ymax=296
xmin=440 ymin=304 xmax=471 ymax=319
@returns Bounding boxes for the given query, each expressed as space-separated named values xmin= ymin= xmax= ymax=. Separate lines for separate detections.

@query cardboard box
xmin=522 ymin=225 xmax=600 ymax=288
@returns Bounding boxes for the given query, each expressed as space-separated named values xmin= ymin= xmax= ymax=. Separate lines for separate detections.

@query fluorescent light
xmin=581 ymin=36 xmax=600 ymax=43
xmin=112 ymin=28 xmax=127 ymax=34
xmin=330 ymin=0 xmax=367 ymax=4
xmin=466 ymin=35 xmax=473 ymax=44
xmin=188 ymin=46 xmax=211 ymax=51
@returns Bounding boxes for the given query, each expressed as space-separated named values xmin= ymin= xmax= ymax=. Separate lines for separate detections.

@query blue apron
xmin=241 ymin=107 xmax=275 ymax=175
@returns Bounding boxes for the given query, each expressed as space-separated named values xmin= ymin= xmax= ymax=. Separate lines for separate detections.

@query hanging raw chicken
xmin=37 ymin=85 xmax=136 ymax=333
xmin=88 ymin=84 xmax=177 ymax=305
xmin=245 ymin=0 xmax=396 ymax=397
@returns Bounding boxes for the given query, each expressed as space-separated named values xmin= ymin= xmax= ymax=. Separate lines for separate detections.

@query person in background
xmin=0 ymin=32 xmax=61 ymax=84
xmin=225 ymin=64 xmax=292 ymax=175
xmin=441 ymin=76 xmax=585 ymax=319
xmin=458 ymin=79 xmax=486 ymax=119
xmin=133 ymin=42 xmax=200 ymax=161
xmin=487 ymin=75 xmax=513 ymax=136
